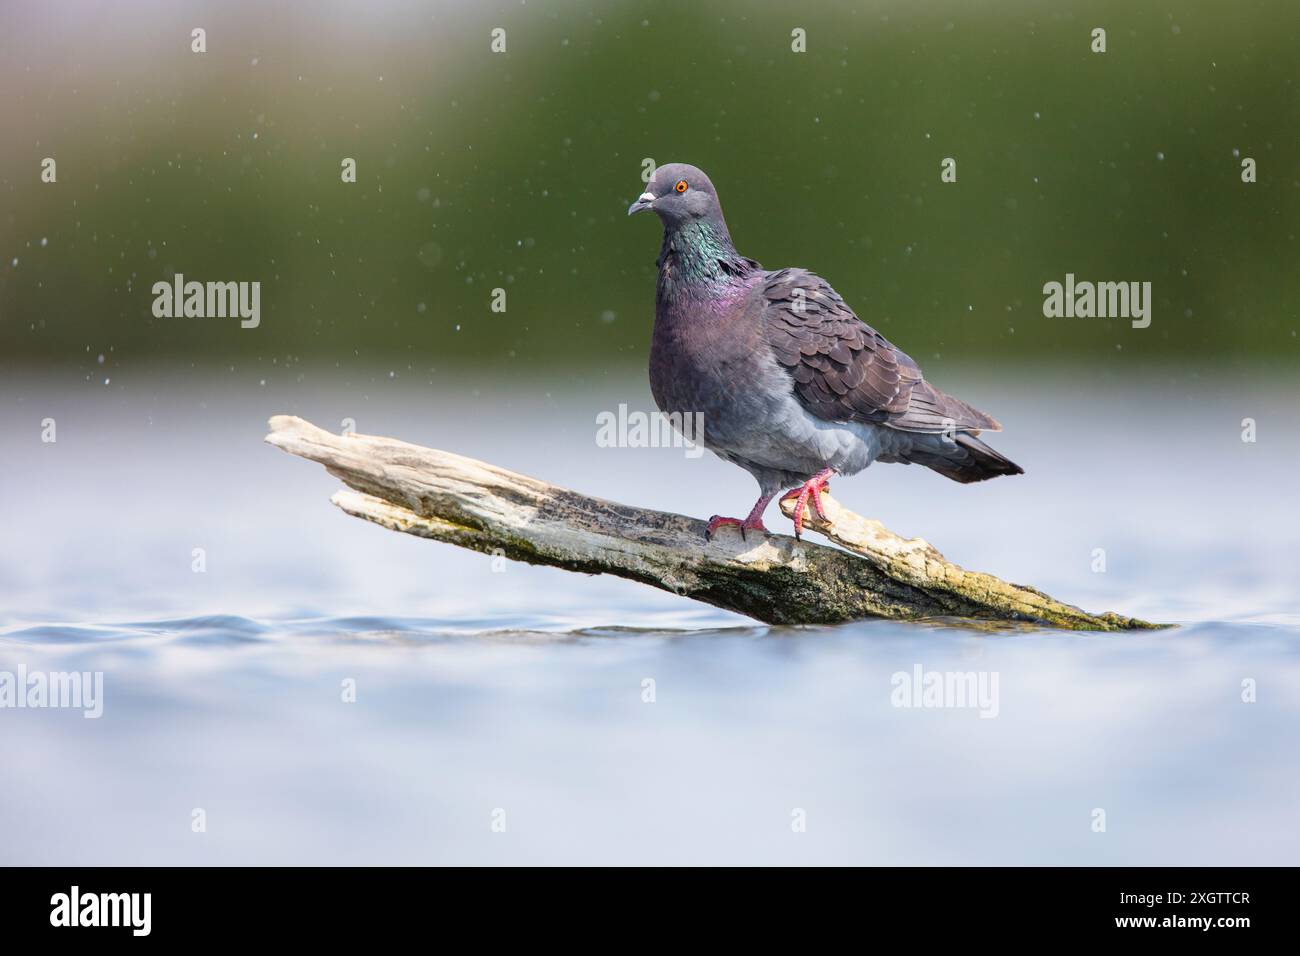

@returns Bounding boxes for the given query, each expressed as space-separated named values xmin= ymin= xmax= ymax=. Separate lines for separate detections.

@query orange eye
xmin=674 ymin=179 xmax=688 ymax=193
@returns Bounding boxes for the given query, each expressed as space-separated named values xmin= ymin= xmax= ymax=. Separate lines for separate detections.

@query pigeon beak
xmin=627 ymin=192 xmax=655 ymax=216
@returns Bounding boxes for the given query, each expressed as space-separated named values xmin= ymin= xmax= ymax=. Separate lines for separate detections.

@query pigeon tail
xmin=906 ymin=433 xmax=1025 ymax=484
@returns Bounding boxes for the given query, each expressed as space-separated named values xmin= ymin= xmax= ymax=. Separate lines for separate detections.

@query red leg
xmin=780 ymin=468 xmax=835 ymax=538
xmin=706 ymin=491 xmax=777 ymax=541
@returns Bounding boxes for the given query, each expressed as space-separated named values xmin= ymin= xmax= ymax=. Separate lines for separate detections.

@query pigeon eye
xmin=674 ymin=179 xmax=688 ymax=193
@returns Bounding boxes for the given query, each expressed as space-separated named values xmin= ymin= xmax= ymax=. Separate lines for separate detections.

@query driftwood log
xmin=265 ymin=415 xmax=1163 ymax=631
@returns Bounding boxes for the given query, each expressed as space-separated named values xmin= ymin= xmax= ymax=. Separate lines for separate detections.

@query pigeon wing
xmin=760 ymin=268 xmax=1001 ymax=434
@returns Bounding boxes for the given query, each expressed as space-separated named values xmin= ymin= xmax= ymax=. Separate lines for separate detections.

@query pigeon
xmin=628 ymin=162 xmax=1023 ymax=540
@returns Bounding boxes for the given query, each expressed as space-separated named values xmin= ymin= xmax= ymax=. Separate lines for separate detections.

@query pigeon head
xmin=627 ymin=163 xmax=725 ymax=228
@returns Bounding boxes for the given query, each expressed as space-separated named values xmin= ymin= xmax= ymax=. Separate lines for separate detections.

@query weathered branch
xmin=264 ymin=415 xmax=1164 ymax=631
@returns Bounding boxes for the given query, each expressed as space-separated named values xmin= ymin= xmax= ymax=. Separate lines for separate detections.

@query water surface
xmin=2 ymin=366 xmax=1296 ymax=864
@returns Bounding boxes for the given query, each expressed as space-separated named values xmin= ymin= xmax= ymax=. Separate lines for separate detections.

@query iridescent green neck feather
xmin=656 ymin=218 xmax=758 ymax=303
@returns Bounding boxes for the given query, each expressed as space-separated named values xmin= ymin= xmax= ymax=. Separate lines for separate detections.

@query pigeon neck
xmin=656 ymin=217 xmax=753 ymax=289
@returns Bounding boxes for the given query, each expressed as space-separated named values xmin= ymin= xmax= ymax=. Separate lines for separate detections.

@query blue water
xmin=1 ymin=366 xmax=1297 ymax=864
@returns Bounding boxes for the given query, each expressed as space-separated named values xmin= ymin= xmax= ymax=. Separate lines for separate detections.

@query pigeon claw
xmin=780 ymin=469 xmax=834 ymax=539
xmin=705 ymin=515 xmax=769 ymax=542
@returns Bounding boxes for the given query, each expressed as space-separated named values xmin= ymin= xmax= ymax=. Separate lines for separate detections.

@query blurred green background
xmin=2 ymin=0 xmax=1297 ymax=373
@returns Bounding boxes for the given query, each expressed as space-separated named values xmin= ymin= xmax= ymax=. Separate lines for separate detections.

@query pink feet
xmin=705 ymin=471 xmax=836 ymax=541
xmin=706 ymin=514 xmax=769 ymax=540
xmin=705 ymin=491 xmax=777 ymax=541
xmin=780 ymin=468 xmax=834 ymax=539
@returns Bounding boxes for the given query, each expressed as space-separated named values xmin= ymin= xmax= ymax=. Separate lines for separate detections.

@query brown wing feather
xmin=760 ymin=268 xmax=1001 ymax=434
